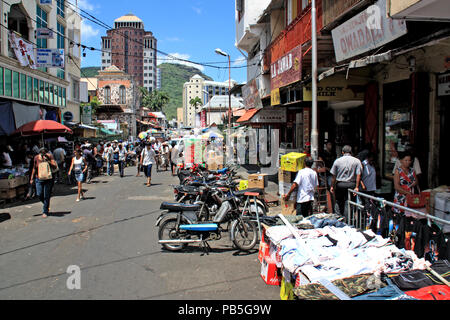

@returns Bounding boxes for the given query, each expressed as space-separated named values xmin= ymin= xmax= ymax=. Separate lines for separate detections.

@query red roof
xmin=237 ymin=108 xmax=259 ymax=123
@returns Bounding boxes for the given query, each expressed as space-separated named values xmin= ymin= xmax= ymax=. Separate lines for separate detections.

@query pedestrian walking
xmin=135 ymin=142 xmax=143 ymax=177
xmin=284 ymin=157 xmax=319 ymax=217
xmin=104 ymin=143 xmax=114 ymax=176
xmin=329 ymin=145 xmax=363 ymax=219
xmin=115 ymin=143 xmax=128 ymax=177
xmin=52 ymin=144 xmax=66 ymax=183
xmin=140 ymin=142 xmax=156 ymax=187
xmin=68 ymin=149 xmax=88 ymax=202
xmin=30 ymin=147 xmax=58 ymax=218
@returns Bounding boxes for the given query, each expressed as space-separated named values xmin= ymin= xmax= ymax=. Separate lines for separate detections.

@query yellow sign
xmin=303 ymin=75 xmax=367 ymax=101
xmin=271 ymin=88 xmax=280 ymax=106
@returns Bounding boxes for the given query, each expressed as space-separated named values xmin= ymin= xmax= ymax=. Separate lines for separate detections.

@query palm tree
xmin=140 ymin=87 xmax=170 ymax=112
xmin=189 ymin=96 xmax=203 ymax=112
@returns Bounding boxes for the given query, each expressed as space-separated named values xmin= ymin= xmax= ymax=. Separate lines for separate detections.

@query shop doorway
xmin=440 ymin=96 xmax=450 ymax=185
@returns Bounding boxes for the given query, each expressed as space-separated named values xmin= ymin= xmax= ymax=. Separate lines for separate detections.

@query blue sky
xmin=79 ymin=0 xmax=247 ymax=83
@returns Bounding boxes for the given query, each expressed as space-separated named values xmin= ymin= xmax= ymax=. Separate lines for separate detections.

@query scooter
xmin=156 ymin=195 xmax=259 ymax=254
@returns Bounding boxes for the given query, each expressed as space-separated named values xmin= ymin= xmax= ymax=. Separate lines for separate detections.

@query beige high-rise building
xmin=182 ymin=74 xmax=238 ymax=127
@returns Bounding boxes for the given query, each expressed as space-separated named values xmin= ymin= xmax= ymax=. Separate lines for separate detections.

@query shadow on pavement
xmin=0 ymin=212 xmax=11 ymax=223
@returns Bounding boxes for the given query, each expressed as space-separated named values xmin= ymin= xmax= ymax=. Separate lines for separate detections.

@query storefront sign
xmin=303 ymin=75 xmax=366 ymax=101
xmin=36 ymin=28 xmax=54 ymax=39
xmin=97 ymin=120 xmax=117 ymax=130
xmin=303 ymin=109 xmax=310 ymax=144
xmin=200 ymin=109 xmax=206 ymax=127
xmin=331 ymin=0 xmax=407 ymax=62
xmin=271 ymin=88 xmax=280 ymax=106
xmin=438 ymin=73 xmax=450 ymax=96
xmin=81 ymin=105 xmax=92 ymax=125
xmin=39 ymin=0 xmax=52 ymax=4
xmin=8 ymin=32 xmax=36 ymax=69
xmin=271 ymin=45 xmax=302 ymax=91
xmin=63 ymin=111 xmax=73 ymax=122
xmin=242 ymin=78 xmax=262 ymax=110
xmin=36 ymin=49 xmax=65 ymax=68
xmin=251 ymin=107 xmax=286 ymax=124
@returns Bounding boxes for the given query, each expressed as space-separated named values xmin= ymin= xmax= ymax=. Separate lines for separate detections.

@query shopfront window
xmin=0 ymin=68 xmax=4 ymax=96
xmin=44 ymin=82 xmax=49 ymax=104
xmin=27 ymin=76 xmax=33 ymax=100
xmin=383 ymin=80 xmax=411 ymax=178
xmin=20 ymin=73 xmax=26 ymax=100
xmin=49 ymin=84 xmax=54 ymax=105
xmin=33 ymin=78 xmax=39 ymax=102
xmin=39 ymin=80 xmax=45 ymax=103
xmin=12 ymin=71 xmax=19 ymax=98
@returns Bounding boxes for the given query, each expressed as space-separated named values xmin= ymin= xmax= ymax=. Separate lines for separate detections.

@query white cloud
xmin=78 ymin=0 xmax=95 ymax=11
xmin=232 ymin=56 xmax=246 ymax=67
xmin=81 ymin=21 xmax=99 ymax=40
xmin=157 ymin=53 xmax=205 ymax=72
xmin=166 ymin=37 xmax=181 ymax=42
xmin=192 ymin=7 xmax=202 ymax=15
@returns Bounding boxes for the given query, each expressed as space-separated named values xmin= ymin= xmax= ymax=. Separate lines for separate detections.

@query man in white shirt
xmin=53 ymin=145 xmax=66 ymax=183
xmin=284 ymin=157 xmax=319 ymax=217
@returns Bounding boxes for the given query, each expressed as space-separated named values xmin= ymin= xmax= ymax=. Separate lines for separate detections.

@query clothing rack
xmin=347 ymin=189 xmax=450 ymax=230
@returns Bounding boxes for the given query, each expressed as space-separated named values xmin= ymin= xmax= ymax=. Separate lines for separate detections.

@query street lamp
xmin=214 ymin=48 xmax=231 ymax=131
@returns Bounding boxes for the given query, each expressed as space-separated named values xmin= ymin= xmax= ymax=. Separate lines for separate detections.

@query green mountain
xmin=158 ymin=63 xmax=213 ymax=120
xmin=80 ymin=66 xmax=101 ymax=78
xmin=81 ymin=63 xmax=213 ymax=120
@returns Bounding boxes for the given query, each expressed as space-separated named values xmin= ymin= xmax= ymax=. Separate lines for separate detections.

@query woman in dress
xmin=68 ymin=149 xmax=88 ymax=202
xmin=393 ymin=151 xmax=418 ymax=211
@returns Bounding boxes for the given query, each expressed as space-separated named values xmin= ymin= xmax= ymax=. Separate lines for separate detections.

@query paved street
xmin=0 ymin=167 xmax=279 ymax=300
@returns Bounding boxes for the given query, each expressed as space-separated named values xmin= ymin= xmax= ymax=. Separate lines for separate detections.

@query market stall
xmin=258 ymin=210 xmax=450 ymax=300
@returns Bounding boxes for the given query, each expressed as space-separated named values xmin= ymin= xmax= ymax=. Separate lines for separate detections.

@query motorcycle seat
xmin=234 ymin=188 xmax=264 ymax=197
xmin=160 ymin=202 xmax=201 ymax=211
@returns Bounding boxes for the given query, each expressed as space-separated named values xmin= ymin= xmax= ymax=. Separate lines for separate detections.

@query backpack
xmin=38 ymin=156 xmax=53 ymax=180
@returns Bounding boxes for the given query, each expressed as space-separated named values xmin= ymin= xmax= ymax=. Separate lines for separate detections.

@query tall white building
xmin=182 ymin=74 xmax=238 ymax=127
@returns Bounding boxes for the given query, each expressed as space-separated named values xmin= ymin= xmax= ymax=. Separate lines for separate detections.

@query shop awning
xmin=237 ymin=108 xmax=260 ymax=123
xmin=100 ymin=128 xmax=116 ymax=135
xmin=233 ymin=108 xmax=246 ymax=117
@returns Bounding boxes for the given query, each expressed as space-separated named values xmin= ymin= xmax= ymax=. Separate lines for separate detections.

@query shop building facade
xmin=0 ymin=1 xmax=82 ymax=133
xmin=235 ymin=0 xmax=450 ymax=190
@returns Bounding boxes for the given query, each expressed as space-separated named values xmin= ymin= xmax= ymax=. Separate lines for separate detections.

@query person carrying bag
xmin=30 ymin=147 xmax=58 ymax=218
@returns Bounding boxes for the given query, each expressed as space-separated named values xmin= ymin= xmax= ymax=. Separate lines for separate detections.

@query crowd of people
xmin=283 ymin=142 xmax=422 ymax=219
xmin=0 ymin=135 xmax=186 ymax=218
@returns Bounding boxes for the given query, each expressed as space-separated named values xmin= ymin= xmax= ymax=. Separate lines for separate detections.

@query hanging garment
xmin=405 ymin=285 xmax=450 ymax=300
xmin=423 ymin=223 xmax=447 ymax=263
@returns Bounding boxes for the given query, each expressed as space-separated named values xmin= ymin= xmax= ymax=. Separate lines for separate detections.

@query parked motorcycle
xmin=156 ymin=193 xmax=259 ymax=253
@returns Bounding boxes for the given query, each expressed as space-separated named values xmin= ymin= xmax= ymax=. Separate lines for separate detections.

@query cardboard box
xmin=260 ymin=256 xmax=281 ymax=286
xmin=278 ymin=168 xmax=295 ymax=183
xmin=0 ymin=176 xmax=28 ymax=189
xmin=281 ymin=199 xmax=297 ymax=215
xmin=258 ymin=241 xmax=270 ymax=263
xmin=280 ymin=152 xmax=306 ymax=172
xmin=279 ymin=182 xmax=297 ymax=201
xmin=248 ymin=173 xmax=268 ymax=189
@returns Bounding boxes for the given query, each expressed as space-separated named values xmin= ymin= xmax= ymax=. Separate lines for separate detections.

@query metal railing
xmin=347 ymin=189 xmax=450 ymax=231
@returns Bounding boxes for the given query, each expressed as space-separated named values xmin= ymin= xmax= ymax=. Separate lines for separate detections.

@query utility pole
xmin=311 ymin=0 xmax=319 ymax=161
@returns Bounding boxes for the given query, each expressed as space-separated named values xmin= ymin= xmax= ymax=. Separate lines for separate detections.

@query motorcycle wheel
xmin=158 ymin=218 xmax=188 ymax=251
xmin=231 ymin=219 xmax=258 ymax=251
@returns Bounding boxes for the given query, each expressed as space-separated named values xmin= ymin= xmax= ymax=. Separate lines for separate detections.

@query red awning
xmin=233 ymin=108 xmax=246 ymax=117
xmin=11 ymin=120 xmax=72 ymax=136
xmin=147 ymin=112 xmax=157 ymax=118
xmin=237 ymin=108 xmax=259 ymax=123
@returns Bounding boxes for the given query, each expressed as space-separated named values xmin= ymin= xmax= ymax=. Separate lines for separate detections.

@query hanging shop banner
xmin=8 ymin=32 xmax=37 ymax=69
xmin=200 ymin=109 xmax=206 ymax=127
xmin=438 ymin=73 xmax=450 ymax=96
xmin=251 ymin=107 xmax=286 ymax=123
xmin=36 ymin=28 xmax=54 ymax=39
xmin=36 ymin=49 xmax=65 ymax=68
xmin=331 ymin=0 xmax=407 ymax=62
xmin=242 ymin=78 xmax=263 ymax=110
xmin=271 ymin=45 xmax=302 ymax=91
xmin=303 ymin=74 xmax=367 ymax=101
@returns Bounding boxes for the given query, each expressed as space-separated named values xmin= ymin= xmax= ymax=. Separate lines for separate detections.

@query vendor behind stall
xmin=0 ymin=145 xmax=13 ymax=168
